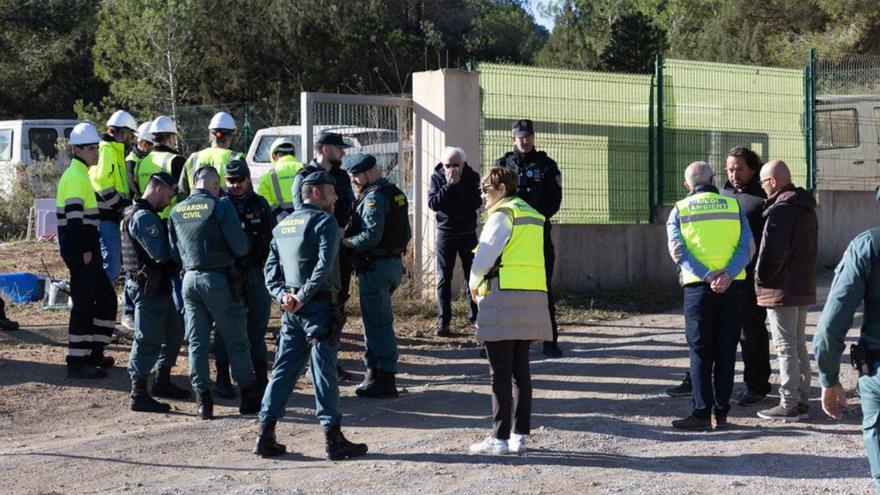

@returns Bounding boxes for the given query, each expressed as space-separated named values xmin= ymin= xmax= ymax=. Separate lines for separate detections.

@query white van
xmin=0 ymin=119 xmax=80 ymax=197
xmin=246 ymin=125 xmax=406 ymax=185
xmin=815 ymin=95 xmax=880 ymax=190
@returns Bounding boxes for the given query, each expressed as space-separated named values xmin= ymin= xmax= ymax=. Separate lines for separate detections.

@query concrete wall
xmin=816 ymin=190 xmax=880 ymax=268
xmin=412 ymin=69 xmax=481 ymax=299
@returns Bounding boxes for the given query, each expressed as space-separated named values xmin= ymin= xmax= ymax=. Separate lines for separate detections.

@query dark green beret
xmin=342 ymin=153 xmax=377 ymax=174
xmin=225 ymin=158 xmax=250 ymax=178
xmin=301 ymin=170 xmax=337 ymax=187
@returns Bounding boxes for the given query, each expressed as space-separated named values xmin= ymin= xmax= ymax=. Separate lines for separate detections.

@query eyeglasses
xmin=480 ymin=185 xmax=494 ymax=194
xmin=760 ymin=177 xmax=772 ymax=184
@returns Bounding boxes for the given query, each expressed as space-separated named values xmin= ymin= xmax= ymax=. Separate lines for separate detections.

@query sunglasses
xmin=480 ymin=185 xmax=494 ymax=194
xmin=226 ymin=177 xmax=247 ymax=184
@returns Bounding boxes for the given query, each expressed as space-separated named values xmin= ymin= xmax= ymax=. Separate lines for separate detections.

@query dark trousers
xmin=339 ymin=246 xmax=354 ymax=311
xmin=683 ymin=284 xmax=743 ymax=419
xmin=0 ymin=297 xmax=6 ymax=320
xmin=741 ymin=275 xmax=771 ymax=395
xmin=544 ymin=225 xmax=558 ymax=344
xmin=436 ymin=231 xmax=478 ymax=325
xmin=485 ymin=340 xmax=532 ymax=440
xmin=67 ymin=258 xmax=117 ymax=365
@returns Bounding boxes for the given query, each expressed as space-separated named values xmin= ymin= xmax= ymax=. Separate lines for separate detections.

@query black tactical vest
xmin=228 ymin=192 xmax=272 ymax=266
xmin=121 ymin=199 xmax=163 ymax=274
xmin=367 ymin=183 xmax=410 ymax=255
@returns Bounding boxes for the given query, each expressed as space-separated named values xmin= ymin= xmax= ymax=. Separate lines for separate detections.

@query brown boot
xmin=435 ymin=322 xmax=450 ymax=337
xmin=671 ymin=415 xmax=711 ymax=430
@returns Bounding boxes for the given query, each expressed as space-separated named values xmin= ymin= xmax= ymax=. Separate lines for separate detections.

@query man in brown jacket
xmin=754 ymin=160 xmax=818 ymax=422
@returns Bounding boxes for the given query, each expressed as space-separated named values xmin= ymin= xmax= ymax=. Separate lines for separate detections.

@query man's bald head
xmin=759 ymin=160 xmax=791 ymax=195
xmin=684 ymin=161 xmax=715 ymax=189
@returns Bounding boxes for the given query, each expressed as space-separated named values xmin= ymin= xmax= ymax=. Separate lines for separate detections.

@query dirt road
xmin=0 ymin=282 xmax=873 ymax=494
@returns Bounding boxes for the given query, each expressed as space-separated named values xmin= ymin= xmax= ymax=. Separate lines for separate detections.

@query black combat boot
xmin=355 ymin=369 xmax=398 ymax=398
xmin=89 ymin=348 xmax=115 ymax=369
xmin=239 ymin=384 xmax=262 ymax=415
xmin=356 ymin=367 xmax=376 ymax=391
xmin=254 ymin=361 xmax=269 ymax=396
xmin=152 ymin=367 xmax=191 ymax=399
xmin=324 ymin=424 xmax=368 ymax=460
xmin=130 ymin=378 xmax=171 ymax=413
xmin=214 ymin=360 xmax=237 ymax=399
xmin=195 ymin=389 xmax=214 ymax=420
xmin=253 ymin=421 xmax=286 ymax=457
xmin=66 ymin=364 xmax=108 ymax=379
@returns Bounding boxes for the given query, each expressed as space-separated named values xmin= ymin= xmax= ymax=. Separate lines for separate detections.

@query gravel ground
xmin=0 ymin=274 xmax=873 ymax=494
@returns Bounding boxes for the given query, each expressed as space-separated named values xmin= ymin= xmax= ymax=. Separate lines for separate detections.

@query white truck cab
xmin=0 ymin=119 xmax=81 ymax=197
xmin=815 ymin=95 xmax=880 ymax=190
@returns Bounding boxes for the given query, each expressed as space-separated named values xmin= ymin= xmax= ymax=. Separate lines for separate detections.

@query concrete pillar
xmin=412 ymin=69 xmax=480 ymax=300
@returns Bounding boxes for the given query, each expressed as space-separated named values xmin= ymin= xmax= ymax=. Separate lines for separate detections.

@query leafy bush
xmin=0 ymin=160 xmax=60 ymax=240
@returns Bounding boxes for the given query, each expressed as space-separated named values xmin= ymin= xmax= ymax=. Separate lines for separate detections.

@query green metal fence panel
xmin=479 ymin=63 xmax=653 ymax=224
xmin=660 ymin=59 xmax=807 ymax=203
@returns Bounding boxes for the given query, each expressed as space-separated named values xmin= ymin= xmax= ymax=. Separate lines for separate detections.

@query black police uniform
xmin=494 ymin=120 xmax=563 ymax=355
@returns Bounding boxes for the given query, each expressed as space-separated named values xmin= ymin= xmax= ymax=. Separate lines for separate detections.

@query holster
xmin=851 ymin=343 xmax=874 ymax=377
xmin=137 ymin=265 xmax=166 ymax=299
xmin=352 ymin=253 xmax=375 ymax=274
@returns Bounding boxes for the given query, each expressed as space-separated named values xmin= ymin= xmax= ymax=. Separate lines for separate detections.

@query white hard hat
xmin=269 ymin=137 xmax=296 ymax=158
xmin=150 ymin=115 xmax=178 ymax=135
xmin=69 ymin=123 xmax=101 ymax=146
xmin=106 ymin=110 xmax=138 ymax=131
xmin=135 ymin=122 xmax=154 ymax=143
xmin=208 ymin=112 xmax=236 ymax=131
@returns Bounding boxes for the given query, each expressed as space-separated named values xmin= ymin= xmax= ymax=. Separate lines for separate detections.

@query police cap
xmin=342 ymin=153 xmax=377 ymax=174
xmin=149 ymin=171 xmax=176 ymax=190
xmin=512 ymin=119 xmax=535 ymax=138
xmin=316 ymin=131 xmax=352 ymax=148
xmin=225 ymin=159 xmax=250 ymax=179
xmin=301 ymin=170 xmax=337 ymax=187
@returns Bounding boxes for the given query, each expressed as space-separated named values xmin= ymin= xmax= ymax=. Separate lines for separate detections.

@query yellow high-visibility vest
xmin=675 ymin=191 xmax=746 ymax=284
xmin=484 ymin=196 xmax=547 ymax=292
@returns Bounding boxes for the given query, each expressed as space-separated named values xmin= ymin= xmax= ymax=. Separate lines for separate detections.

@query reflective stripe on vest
xmin=493 ymin=196 xmax=547 ymax=292
xmin=675 ymin=191 xmax=746 ymax=284
xmin=186 ymin=148 xmax=241 ymax=187
xmin=270 ymin=169 xmax=294 ymax=214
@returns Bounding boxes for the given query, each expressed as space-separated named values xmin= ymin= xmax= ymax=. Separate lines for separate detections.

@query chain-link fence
xmin=168 ymin=100 xmax=301 ymax=156
xmin=659 ymin=58 xmax=808 ymax=203
xmin=814 ymin=54 xmax=880 ymax=190
xmin=480 ymin=63 xmax=653 ymax=224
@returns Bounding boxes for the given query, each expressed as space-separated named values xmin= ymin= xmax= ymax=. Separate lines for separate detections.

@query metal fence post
xmin=300 ymin=92 xmax=314 ymax=162
xmin=648 ymin=66 xmax=656 ymax=223
xmin=655 ymin=53 xmax=665 ymax=206
xmin=807 ymin=48 xmax=817 ymax=190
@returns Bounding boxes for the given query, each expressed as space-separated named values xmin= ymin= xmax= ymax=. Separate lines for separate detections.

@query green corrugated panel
xmin=661 ymin=59 xmax=807 ymax=203
xmin=479 ymin=63 xmax=652 ymax=224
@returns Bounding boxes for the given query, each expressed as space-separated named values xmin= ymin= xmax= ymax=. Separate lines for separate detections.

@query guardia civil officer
xmin=253 ymin=171 xmax=368 ymax=460
xmin=342 ymin=154 xmax=411 ymax=398
xmin=168 ymin=166 xmax=259 ymax=419
xmin=214 ymin=160 xmax=275 ymax=399
xmin=814 ymin=228 xmax=880 ymax=490
xmin=122 ymin=171 xmax=190 ymax=412
xmin=57 ymin=123 xmax=118 ymax=379
xmin=495 ymin=119 xmax=563 ymax=357
xmin=256 ymin=137 xmax=303 ymax=221
xmin=178 ymin=112 xmax=244 ymax=198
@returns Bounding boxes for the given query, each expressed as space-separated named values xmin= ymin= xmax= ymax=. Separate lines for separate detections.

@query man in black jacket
xmin=494 ymin=120 xmax=564 ymax=357
xmin=666 ymin=146 xmax=770 ymax=405
xmin=428 ymin=147 xmax=482 ymax=337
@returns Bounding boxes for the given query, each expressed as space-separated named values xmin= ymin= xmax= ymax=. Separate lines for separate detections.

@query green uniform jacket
xmin=346 ymin=177 xmax=411 ymax=252
xmin=815 ymin=228 xmax=880 ymax=387
xmin=264 ymin=204 xmax=340 ymax=306
xmin=168 ymin=189 xmax=250 ymax=271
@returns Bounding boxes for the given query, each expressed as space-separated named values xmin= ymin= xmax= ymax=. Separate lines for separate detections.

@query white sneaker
xmin=121 ymin=314 xmax=135 ymax=331
xmin=469 ymin=436 xmax=508 ymax=455
xmin=509 ymin=433 xmax=527 ymax=454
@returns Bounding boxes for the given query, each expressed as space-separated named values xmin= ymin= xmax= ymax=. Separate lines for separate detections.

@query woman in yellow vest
xmin=468 ymin=166 xmax=552 ymax=455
